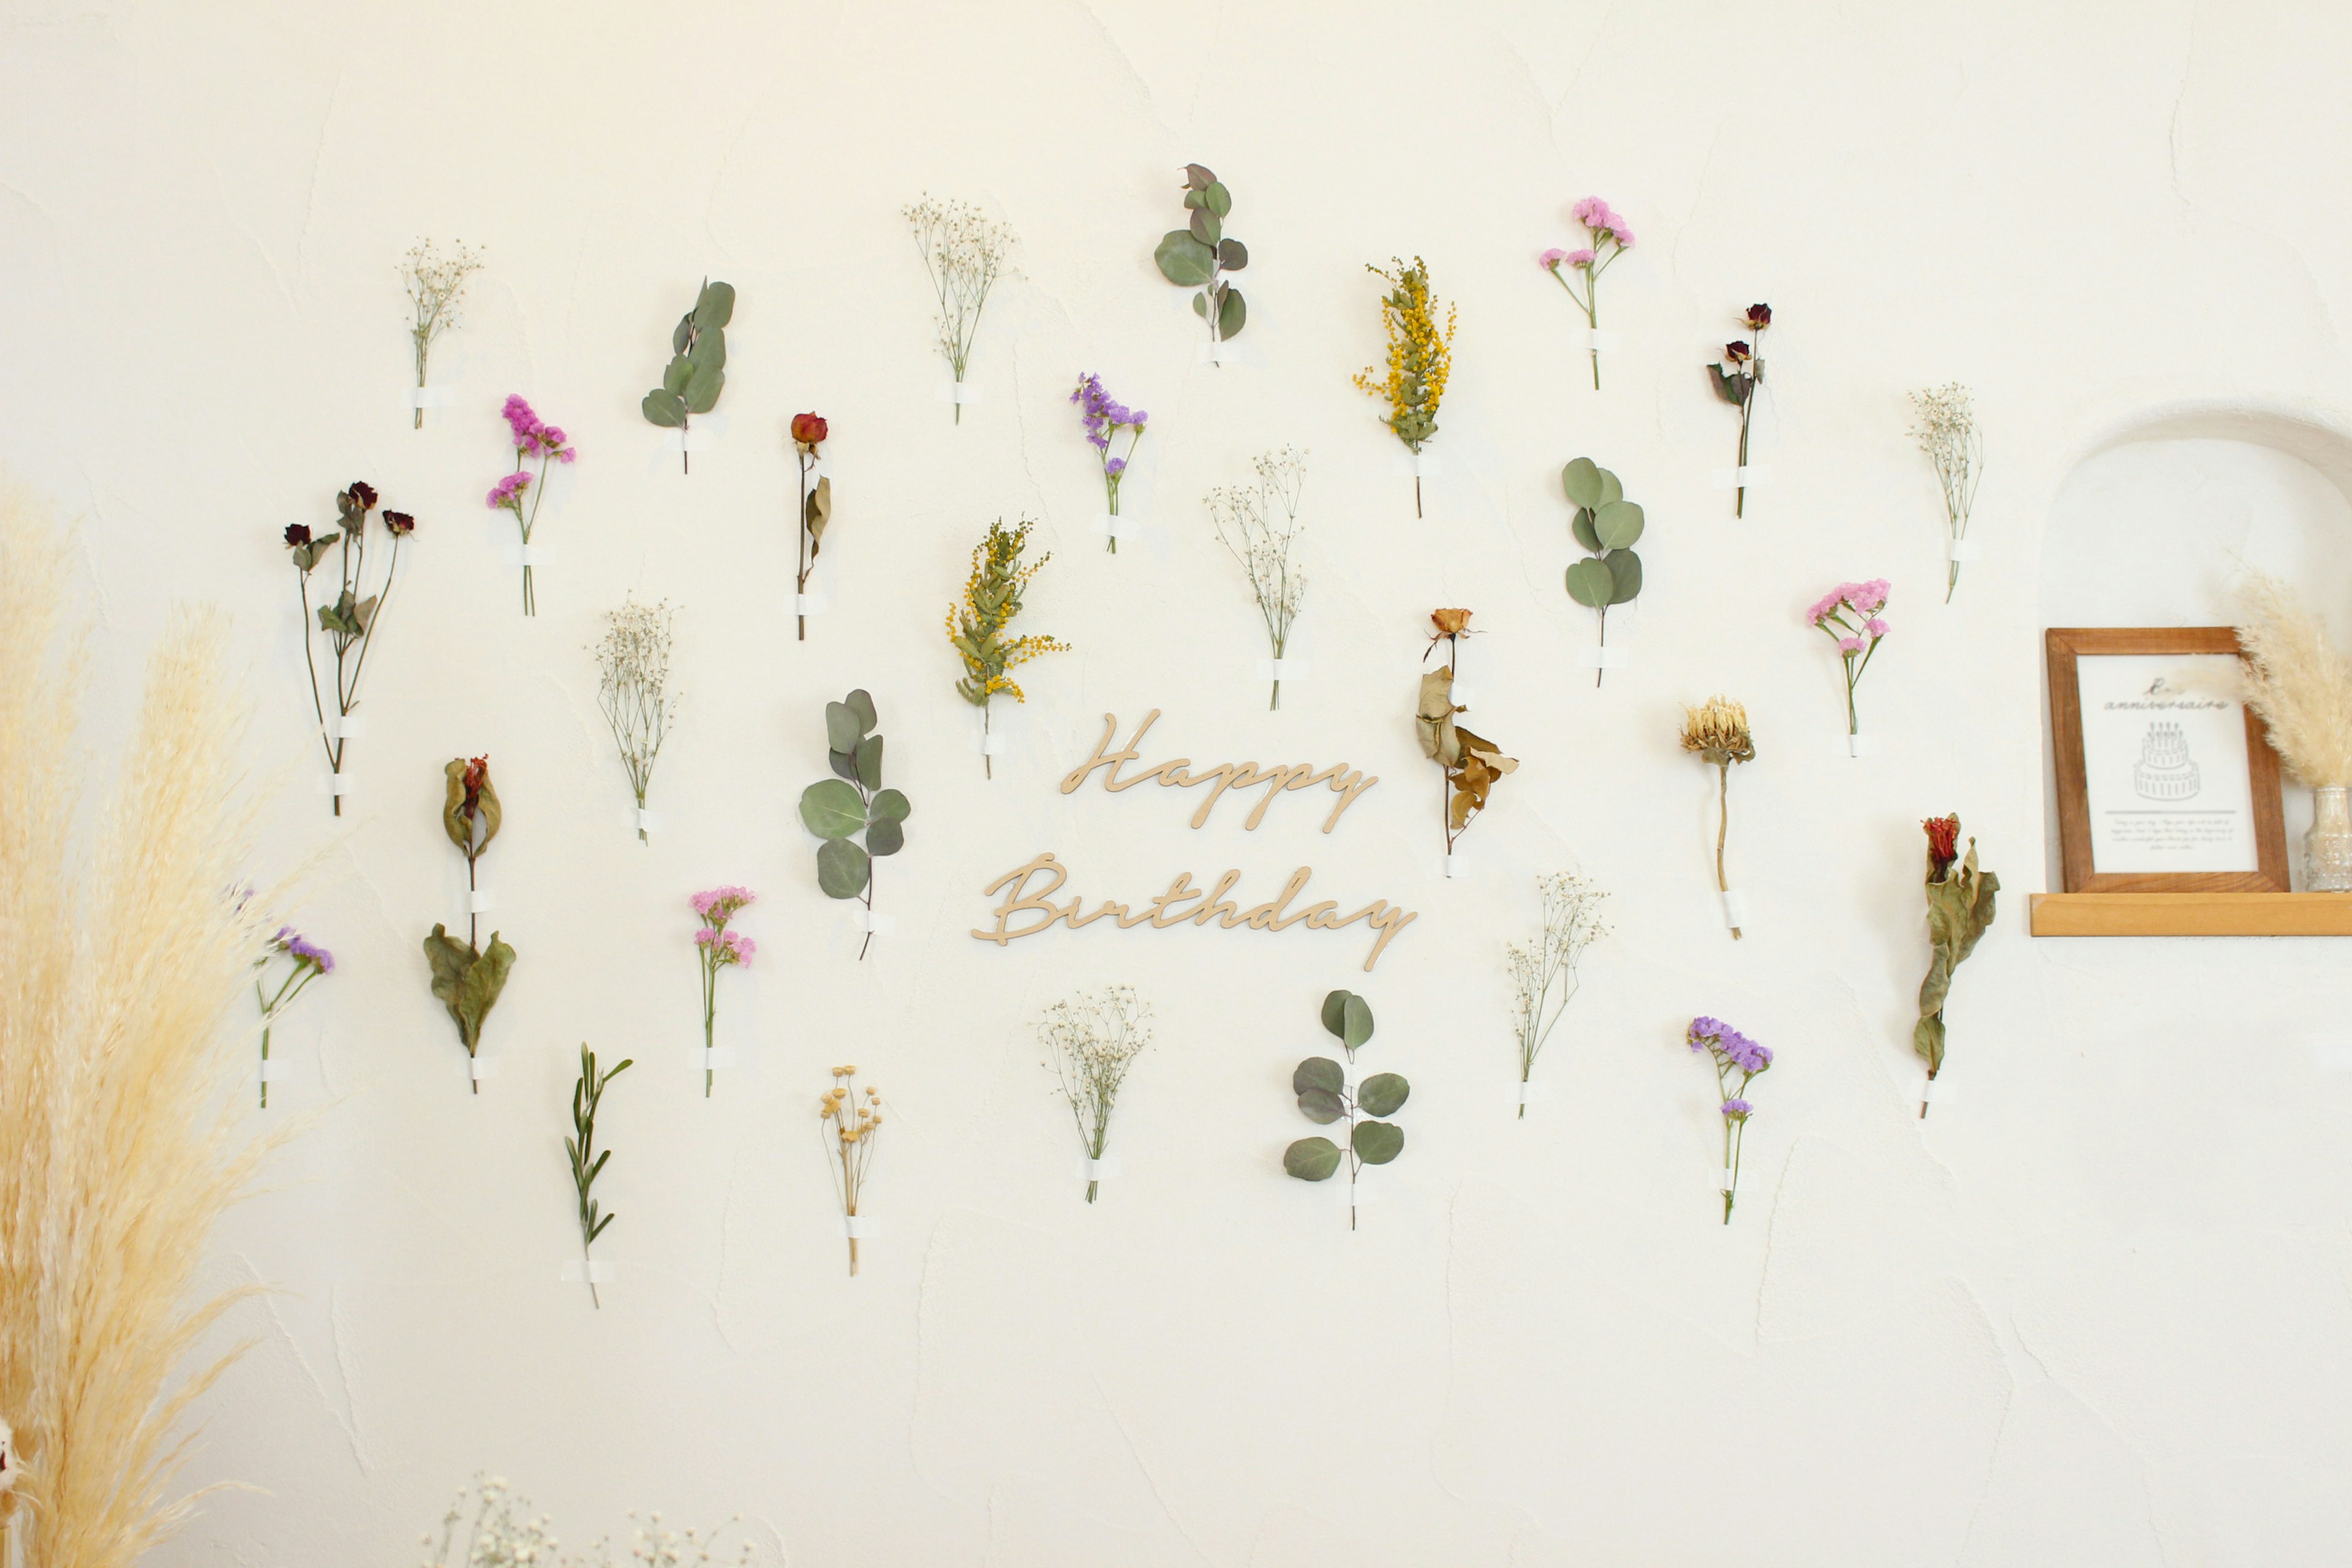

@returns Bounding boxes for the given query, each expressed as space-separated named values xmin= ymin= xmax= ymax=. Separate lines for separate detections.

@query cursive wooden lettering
xmin=1059 ymin=711 xmax=1379 ymax=832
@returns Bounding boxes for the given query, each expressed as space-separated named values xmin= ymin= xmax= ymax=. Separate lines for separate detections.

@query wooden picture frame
xmin=2046 ymin=627 xmax=2289 ymax=892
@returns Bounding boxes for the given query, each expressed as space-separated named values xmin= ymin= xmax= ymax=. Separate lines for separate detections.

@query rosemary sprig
xmin=567 ymin=1043 xmax=632 ymax=1308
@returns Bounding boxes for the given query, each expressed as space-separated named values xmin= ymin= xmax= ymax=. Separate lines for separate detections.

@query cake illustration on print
xmin=2132 ymin=721 xmax=2201 ymax=802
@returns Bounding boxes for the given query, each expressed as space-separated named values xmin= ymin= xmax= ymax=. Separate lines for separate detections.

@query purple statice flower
xmin=487 ymin=471 xmax=530 ymax=510
xmin=1071 ymin=372 xmax=1149 ymax=546
xmin=1721 ymin=1098 xmax=1752 ymax=1117
xmin=1104 ymin=457 xmax=1127 ymax=478
xmin=287 ymin=934 xmax=336 ymax=973
xmin=502 ymin=394 xmax=578 ymax=464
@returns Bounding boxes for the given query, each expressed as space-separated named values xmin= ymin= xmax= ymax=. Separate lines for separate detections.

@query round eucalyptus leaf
xmin=661 ymin=355 xmax=695 ymax=396
xmin=1321 ymin=990 xmax=1352 ymax=1040
xmin=816 ymin=836 xmax=871 ymax=899
xmin=869 ymin=787 xmax=911 ymax=823
xmin=641 ymin=389 xmax=687 ymax=428
xmin=1357 ymin=1072 xmax=1411 ymax=1118
xmin=828 ymin=749 xmax=858 ymax=782
xmin=687 ymin=322 xmax=728 ymax=371
xmin=1216 ymin=285 xmax=1247 ymax=341
xmin=1341 ymin=992 xmax=1374 ymax=1052
xmin=1218 ymin=238 xmax=1249 ymax=272
xmin=1293 ymin=1055 xmax=1344 ymax=1096
xmin=1155 ymin=231 xmax=1215 ymax=287
xmin=1571 ymin=508 xmax=1600 ymax=553
xmin=864 ymin=815 xmax=905 ymax=858
xmin=672 ymin=315 xmax=693 ymax=355
xmin=1189 ymin=209 xmax=1221 ymax=246
xmin=1284 ymin=1137 xmax=1343 ymax=1182
xmin=683 ymin=363 xmax=725 ymax=416
xmin=1607 ymin=547 xmax=1645 ymax=605
xmin=1204 ymin=181 xmax=1232 ymax=218
xmin=1561 ymin=457 xmax=1604 ymax=508
xmin=1352 ymin=1120 xmax=1405 ymax=1165
xmin=824 ymin=701 xmax=862 ymax=756
xmin=1184 ymin=163 xmax=1216 ymax=190
xmin=846 ymin=688 xmax=878 ymax=735
xmin=1565 ymin=558 xmax=1616 ymax=609
xmin=696 ymin=279 xmax=736 ymax=329
xmin=854 ymin=734 xmax=884 ymax=790
xmin=1296 ymin=1088 xmax=1345 ymax=1125
xmin=1594 ymin=499 xmax=1645 ymax=550
xmin=799 ymin=778 xmax=866 ymax=839
xmin=1597 ymin=466 xmax=1624 ymax=507
xmin=1191 ymin=290 xmax=1210 ymax=319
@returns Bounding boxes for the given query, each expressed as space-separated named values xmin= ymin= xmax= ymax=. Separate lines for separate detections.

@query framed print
xmin=2046 ymin=627 xmax=2289 ymax=892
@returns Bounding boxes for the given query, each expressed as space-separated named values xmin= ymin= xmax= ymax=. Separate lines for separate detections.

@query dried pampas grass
xmin=0 ymin=484 xmax=274 ymax=1568
xmin=2233 ymin=570 xmax=2352 ymax=788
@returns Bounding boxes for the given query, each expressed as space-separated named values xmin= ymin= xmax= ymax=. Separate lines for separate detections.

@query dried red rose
xmin=791 ymin=412 xmax=829 ymax=447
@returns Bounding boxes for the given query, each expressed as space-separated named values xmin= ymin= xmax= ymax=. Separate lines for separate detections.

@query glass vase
xmin=2307 ymin=785 xmax=2352 ymax=891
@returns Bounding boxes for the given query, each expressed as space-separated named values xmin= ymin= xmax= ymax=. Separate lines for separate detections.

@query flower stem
xmin=1716 ymin=760 xmax=1741 ymax=940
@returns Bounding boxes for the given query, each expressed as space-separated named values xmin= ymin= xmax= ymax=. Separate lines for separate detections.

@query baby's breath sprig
xmin=401 ymin=239 xmax=481 ymax=429
xmin=1507 ymin=872 xmax=1609 ymax=1116
xmin=592 ymin=597 xmax=681 ymax=840
xmin=820 ymin=1065 xmax=884 ymax=1275
xmin=1208 ymin=447 xmax=1309 ymax=710
xmin=1040 ymin=986 xmax=1153 ymax=1204
xmin=946 ymin=518 xmax=1068 ymax=777
xmin=1908 ymin=382 xmax=1983 ymax=600
xmin=905 ymin=195 xmax=1016 ymax=423
xmin=1354 ymin=257 xmax=1455 ymax=519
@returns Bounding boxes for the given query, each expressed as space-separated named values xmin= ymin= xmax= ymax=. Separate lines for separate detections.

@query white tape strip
xmin=1920 ymin=1077 xmax=1937 ymax=1105
xmin=1721 ymin=889 xmax=1749 ymax=927
xmin=976 ymin=731 xmax=1007 ymax=756
xmin=937 ymin=381 xmax=981 ymax=405
xmin=315 ymin=774 xmax=353 ymax=797
xmin=795 ymin=592 xmax=831 ymax=614
xmin=407 ymin=386 xmax=454 ymax=409
xmin=703 ymin=1046 xmax=738 ymax=1070
xmin=851 ymin=908 xmax=897 ymax=935
xmin=1196 ymin=341 xmax=1231 ymax=365
xmin=1442 ymin=851 xmax=1466 ymax=879
xmin=1256 ymin=658 xmax=1310 ymax=680
xmin=1847 ymin=733 xmax=1876 ymax=758
xmin=1720 ymin=1166 xmax=1735 ymax=1191
xmin=467 ymin=889 xmax=496 ymax=913
xmin=1093 ymin=511 xmax=1122 ymax=538
xmin=661 ymin=428 xmax=717 ymax=453
xmin=635 ymin=807 xmax=663 ymax=833
xmin=560 ymin=1258 xmax=616 ymax=1283
xmin=1948 ymin=537 xmax=1983 ymax=561
xmin=843 ymin=1215 xmax=876 ymax=1239
xmin=1581 ymin=328 xmax=1623 ymax=353
xmin=254 ymin=1060 xmax=281 ymax=1082
xmin=467 ymin=1057 xmax=499 ymax=1081
xmin=1078 ymin=1153 xmax=1123 ymax=1182
xmin=325 ymin=712 xmax=368 ymax=740
xmin=1574 ymin=644 xmax=1628 ymax=670
xmin=1517 ymin=1079 xmax=1549 ymax=1105
xmin=1712 ymin=465 xmax=1773 ymax=489
xmin=518 ymin=544 xmax=552 ymax=567
xmin=1390 ymin=451 xmax=1444 ymax=477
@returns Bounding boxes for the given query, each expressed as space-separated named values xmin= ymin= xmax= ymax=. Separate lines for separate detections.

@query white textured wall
xmin=6 ymin=2 xmax=2352 ymax=1563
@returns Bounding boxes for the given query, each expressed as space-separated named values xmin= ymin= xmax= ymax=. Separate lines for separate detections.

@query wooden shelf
xmin=2030 ymin=892 xmax=2352 ymax=937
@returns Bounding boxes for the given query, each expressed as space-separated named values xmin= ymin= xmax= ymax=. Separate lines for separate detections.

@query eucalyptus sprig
xmin=1283 ymin=990 xmax=1408 ymax=1231
xmin=641 ymin=279 xmax=734 ymax=473
xmin=566 ymin=1043 xmax=633 ymax=1308
xmin=424 ymin=756 xmax=515 ymax=1093
xmin=1153 ymin=164 xmax=1248 ymax=356
xmin=797 ymin=690 xmax=910 ymax=960
xmin=1560 ymin=457 xmax=1645 ymax=686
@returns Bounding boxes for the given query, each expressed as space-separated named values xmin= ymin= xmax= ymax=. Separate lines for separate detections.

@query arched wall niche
xmin=2040 ymin=404 xmax=2352 ymax=889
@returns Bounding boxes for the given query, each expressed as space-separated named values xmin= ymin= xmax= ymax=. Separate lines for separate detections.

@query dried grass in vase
xmin=1 ymin=488 xmax=279 ymax=1568
xmin=2232 ymin=570 xmax=2352 ymax=788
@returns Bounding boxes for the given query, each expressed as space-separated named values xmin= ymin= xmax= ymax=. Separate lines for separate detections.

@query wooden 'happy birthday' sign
xmin=971 ymin=711 xmax=1419 ymax=971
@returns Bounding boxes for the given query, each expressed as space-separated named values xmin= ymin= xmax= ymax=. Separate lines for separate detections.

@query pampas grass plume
xmin=0 ymin=484 xmax=274 ymax=1568
xmin=2233 ymin=570 xmax=2352 ymax=788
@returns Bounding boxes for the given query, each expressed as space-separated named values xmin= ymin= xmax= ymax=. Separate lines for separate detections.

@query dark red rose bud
xmin=791 ymin=412 xmax=828 ymax=446
xmin=285 ymin=523 xmax=312 ymax=548
xmin=1924 ymin=814 xmax=1961 ymax=880
xmin=461 ymin=755 xmax=490 ymax=815
xmin=1744 ymin=303 xmax=1772 ymax=330
xmin=347 ymin=481 xmax=379 ymax=510
xmin=383 ymin=511 xmax=415 ymax=535
xmin=1724 ymin=340 xmax=1752 ymax=365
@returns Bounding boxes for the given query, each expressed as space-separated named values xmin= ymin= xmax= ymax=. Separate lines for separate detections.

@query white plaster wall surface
xmin=3 ymin=2 xmax=2350 ymax=1564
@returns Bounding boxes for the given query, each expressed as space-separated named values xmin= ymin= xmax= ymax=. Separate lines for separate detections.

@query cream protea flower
xmin=1680 ymin=696 xmax=1757 ymax=938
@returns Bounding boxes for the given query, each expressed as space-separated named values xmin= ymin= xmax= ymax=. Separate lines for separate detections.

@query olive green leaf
xmin=864 ymin=816 xmax=905 ymax=858
xmin=1562 ymin=457 xmax=1604 ymax=508
xmin=1217 ymin=285 xmax=1246 ymax=341
xmin=824 ymin=700 xmax=863 ymax=756
xmin=662 ymin=355 xmax=693 ymax=396
xmin=1297 ymin=1087 xmax=1345 ymax=1125
xmin=1203 ymin=181 xmax=1232 ymax=218
xmin=1565 ymin=557 xmax=1617 ymax=609
xmin=1317 ymin=990 xmax=1373 ymax=1053
xmin=846 ymin=687 xmax=878 ymax=736
xmin=641 ymin=389 xmax=687 ymax=428
xmin=1218 ymin=238 xmax=1249 ymax=271
xmin=805 ymin=475 xmax=832 ymax=551
xmin=1156 ymin=231 xmax=1215 ymax=287
xmin=1593 ymin=499 xmax=1645 ymax=550
xmin=423 ymin=925 xmax=515 ymax=1052
xmin=869 ymin=787 xmax=911 ymax=823
xmin=1284 ymin=1136 xmax=1343 ymax=1182
xmin=1352 ymin=1120 xmax=1404 ymax=1165
xmin=1189 ymin=208 xmax=1221 ymax=246
xmin=816 ymin=836 xmax=871 ymax=899
xmin=1357 ymin=1072 xmax=1410 ymax=1118
xmin=1606 ymin=548 xmax=1644 ymax=604
xmin=854 ymin=734 xmax=884 ymax=790
xmin=695 ymin=279 xmax=736 ymax=329
xmin=799 ymin=778 xmax=866 ymax=839
xmin=1293 ymin=1056 xmax=1344 ymax=1096
xmin=1571 ymin=508 xmax=1601 ymax=553
xmin=684 ymin=363 xmax=725 ymax=415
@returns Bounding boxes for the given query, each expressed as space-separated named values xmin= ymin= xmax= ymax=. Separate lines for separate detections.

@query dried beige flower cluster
xmin=2233 ymin=571 xmax=2352 ymax=788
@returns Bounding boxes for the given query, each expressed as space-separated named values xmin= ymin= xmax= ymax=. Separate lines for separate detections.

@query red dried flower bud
xmin=1924 ymin=814 xmax=1961 ymax=880
xmin=791 ymin=412 xmax=829 ymax=447
xmin=1724 ymin=341 xmax=1752 ymax=365
xmin=284 ymin=524 xmax=312 ymax=548
xmin=1743 ymin=303 xmax=1772 ymax=331
xmin=383 ymin=511 xmax=415 ymax=535
xmin=462 ymin=755 xmax=490 ymax=815
xmin=347 ymin=481 xmax=379 ymax=510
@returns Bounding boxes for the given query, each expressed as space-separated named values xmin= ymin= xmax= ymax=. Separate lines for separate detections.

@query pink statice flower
xmin=1804 ymin=588 xmax=1846 ymax=626
xmin=1565 ymin=247 xmax=1596 ymax=267
xmin=502 ymin=393 xmax=578 ymax=463
xmin=696 ymin=926 xmax=755 ymax=966
xmin=1838 ymin=635 xmax=1864 ymax=653
xmin=1546 ymin=197 xmax=1635 ymax=387
xmin=486 ymin=471 xmax=530 ymax=510
xmin=1847 ymin=578 xmax=1891 ymax=614
xmin=1539 ymin=247 xmax=1569 ymax=270
xmin=1807 ymin=579 xmax=1894 ymax=738
xmin=1866 ymin=617 xmax=1889 ymax=637
xmin=690 ymin=884 xmax=756 ymax=922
